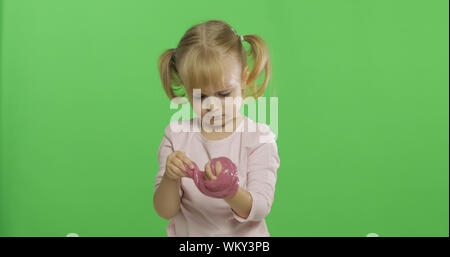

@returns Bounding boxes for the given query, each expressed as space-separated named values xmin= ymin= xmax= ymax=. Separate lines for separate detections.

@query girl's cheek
xmin=192 ymin=104 xmax=203 ymax=118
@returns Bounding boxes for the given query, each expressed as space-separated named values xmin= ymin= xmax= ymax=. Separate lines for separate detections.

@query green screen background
xmin=0 ymin=0 xmax=448 ymax=237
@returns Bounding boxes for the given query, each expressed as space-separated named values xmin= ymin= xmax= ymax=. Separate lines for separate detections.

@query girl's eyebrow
xmin=217 ymin=87 xmax=234 ymax=93
xmin=199 ymin=87 xmax=234 ymax=96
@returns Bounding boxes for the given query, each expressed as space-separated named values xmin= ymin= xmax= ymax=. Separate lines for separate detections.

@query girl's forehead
xmin=191 ymin=83 xmax=237 ymax=95
xmin=183 ymin=54 xmax=242 ymax=95
xmin=191 ymin=73 xmax=240 ymax=94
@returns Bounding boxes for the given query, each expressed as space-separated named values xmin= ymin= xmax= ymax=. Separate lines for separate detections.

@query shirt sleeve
xmin=232 ymin=129 xmax=280 ymax=222
xmin=154 ymin=125 xmax=183 ymax=197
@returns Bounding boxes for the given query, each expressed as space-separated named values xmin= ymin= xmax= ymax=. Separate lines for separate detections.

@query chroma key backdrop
xmin=0 ymin=0 xmax=448 ymax=237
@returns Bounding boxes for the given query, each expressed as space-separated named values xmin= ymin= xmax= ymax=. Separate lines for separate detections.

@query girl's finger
xmin=176 ymin=152 xmax=194 ymax=169
xmin=205 ymin=162 xmax=216 ymax=180
xmin=181 ymin=156 xmax=194 ymax=169
xmin=172 ymin=157 xmax=188 ymax=174
xmin=215 ymin=161 xmax=222 ymax=177
xmin=168 ymin=163 xmax=185 ymax=177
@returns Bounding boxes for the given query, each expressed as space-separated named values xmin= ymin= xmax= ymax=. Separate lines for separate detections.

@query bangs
xmin=178 ymin=47 xmax=226 ymax=92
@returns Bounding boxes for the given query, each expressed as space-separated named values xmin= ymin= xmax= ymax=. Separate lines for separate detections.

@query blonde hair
xmin=157 ymin=19 xmax=272 ymax=100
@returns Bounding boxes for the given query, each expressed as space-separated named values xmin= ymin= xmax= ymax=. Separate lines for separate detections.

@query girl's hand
xmin=204 ymin=161 xmax=222 ymax=180
xmin=164 ymin=151 xmax=194 ymax=181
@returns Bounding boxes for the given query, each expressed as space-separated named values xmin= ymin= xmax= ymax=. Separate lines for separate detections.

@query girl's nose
xmin=208 ymin=104 xmax=215 ymax=112
xmin=206 ymin=103 xmax=214 ymax=112
xmin=206 ymin=102 xmax=219 ymax=112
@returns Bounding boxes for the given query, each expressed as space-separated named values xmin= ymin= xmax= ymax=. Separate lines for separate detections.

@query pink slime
xmin=181 ymin=157 xmax=240 ymax=199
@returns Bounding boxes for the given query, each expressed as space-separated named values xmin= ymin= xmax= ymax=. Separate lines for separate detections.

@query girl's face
xmin=185 ymin=57 xmax=249 ymax=129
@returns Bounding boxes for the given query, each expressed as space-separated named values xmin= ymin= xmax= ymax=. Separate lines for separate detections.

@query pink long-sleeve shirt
xmin=154 ymin=115 xmax=280 ymax=237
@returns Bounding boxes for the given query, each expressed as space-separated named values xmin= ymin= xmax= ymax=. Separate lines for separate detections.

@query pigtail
xmin=242 ymin=34 xmax=272 ymax=99
xmin=157 ymin=48 xmax=184 ymax=100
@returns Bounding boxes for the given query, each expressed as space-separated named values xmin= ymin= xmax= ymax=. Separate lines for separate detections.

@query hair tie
xmin=231 ymin=27 xmax=244 ymax=42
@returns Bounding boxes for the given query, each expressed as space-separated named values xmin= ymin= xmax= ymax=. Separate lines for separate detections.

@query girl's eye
xmin=196 ymin=92 xmax=230 ymax=99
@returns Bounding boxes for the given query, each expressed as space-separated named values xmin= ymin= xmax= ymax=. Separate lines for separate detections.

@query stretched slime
xmin=181 ymin=157 xmax=240 ymax=199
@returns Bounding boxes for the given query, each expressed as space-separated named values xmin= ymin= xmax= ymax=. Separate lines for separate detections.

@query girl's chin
xmin=202 ymin=116 xmax=234 ymax=127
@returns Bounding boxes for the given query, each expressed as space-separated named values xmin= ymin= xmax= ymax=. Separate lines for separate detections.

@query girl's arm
xmin=153 ymin=173 xmax=181 ymax=220
xmin=225 ymin=129 xmax=280 ymax=222
xmin=224 ymin=187 xmax=253 ymax=219
xmin=153 ymin=125 xmax=184 ymax=220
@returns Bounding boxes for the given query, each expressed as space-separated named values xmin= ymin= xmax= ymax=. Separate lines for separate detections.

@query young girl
xmin=153 ymin=20 xmax=280 ymax=237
